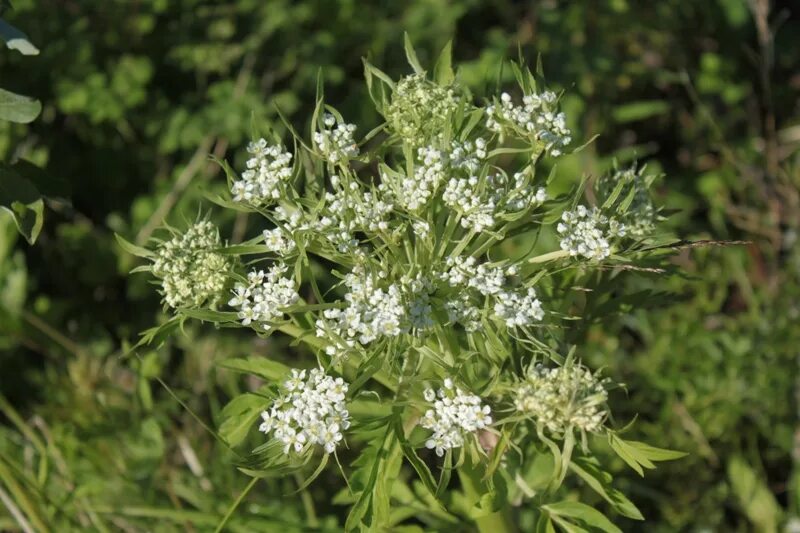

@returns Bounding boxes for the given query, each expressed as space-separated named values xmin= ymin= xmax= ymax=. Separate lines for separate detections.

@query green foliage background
xmin=0 ymin=0 xmax=798 ymax=531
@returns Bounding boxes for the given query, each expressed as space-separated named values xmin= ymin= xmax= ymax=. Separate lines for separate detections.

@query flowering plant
xmin=123 ymin=37 xmax=684 ymax=531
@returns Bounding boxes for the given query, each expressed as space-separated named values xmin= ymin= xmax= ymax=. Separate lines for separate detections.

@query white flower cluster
xmin=486 ymin=91 xmax=572 ymax=157
xmin=263 ymin=227 xmax=296 ymax=256
xmin=445 ymin=293 xmax=482 ymax=332
xmin=397 ymin=146 xmax=446 ymax=212
xmin=314 ymin=114 xmax=359 ymax=164
xmin=258 ymin=368 xmax=350 ymax=454
xmin=557 ymin=205 xmax=626 ymax=261
xmin=506 ymin=172 xmax=548 ymax=212
xmin=442 ymin=257 xmax=545 ymax=328
xmin=494 ymin=287 xmax=544 ymax=327
xmin=228 ymin=265 xmax=299 ymax=326
xmin=515 ymin=363 xmax=608 ymax=436
xmin=441 ymin=256 xmax=508 ymax=296
xmin=316 ymin=180 xmax=394 ymax=252
xmin=315 ymin=268 xmax=405 ymax=358
xmin=152 ymin=221 xmax=230 ymax=308
xmin=443 ymin=175 xmax=497 ymax=232
xmin=231 ymin=139 xmax=293 ymax=205
xmin=420 ymin=378 xmax=492 ymax=457
xmin=386 ymin=73 xmax=458 ymax=146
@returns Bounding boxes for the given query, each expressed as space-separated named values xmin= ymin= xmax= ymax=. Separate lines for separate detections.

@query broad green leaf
xmin=218 ymin=393 xmax=265 ymax=447
xmin=0 ymin=18 xmax=39 ymax=55
xmin=570 ymin=459 xmax=644 ymax=520
xmin=0 ymin=87 xmax=41 ymax=123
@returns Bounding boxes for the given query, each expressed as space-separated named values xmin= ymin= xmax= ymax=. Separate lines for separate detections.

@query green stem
xmin=214 ymin=476 xmax=258 ymax=533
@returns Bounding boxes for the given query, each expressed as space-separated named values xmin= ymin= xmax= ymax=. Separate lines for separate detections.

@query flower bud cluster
xmin=152 ymin=221 xmax=230 ymax=308
xmin=557 ymin=205 xmax=626 ymax=261
xmin=515 ymin=363 xmax=609 ymax=437
xmin=596 ymin=165 xmax=658 ymax=238
xmin=386 ymin=73 xmax=458 ymax=146
xmin=420 ymin=378 xmax=492 ymax=457
xmin=258 ymin=368 xmax=350 ymax=454
xmin=486 ymin=91 xmax=571 ymax=156
xmin=231 ymin=139 xmax=293 ymax=205
xmin=228 ymin=265 xmax=299 ymax=326
xmin=314 ymin=114 xmax=359 ymax=164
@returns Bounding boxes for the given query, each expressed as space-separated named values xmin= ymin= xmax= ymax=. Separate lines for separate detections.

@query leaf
xmin=0 ymin=18 xmax=39 ymax=55
xmin=570 ymin=459 xmax=644 ymax=520
xmin=0 ymin=166 xmax=43 ymax=243
xmin=403 ymin=32 xmax=424 ymax=74
xmin=8 ymin=160 xmax=69 ymax=198
xmin=116 ymin=233 xmax=155 ymax=259
xmin=728 ymin=456 xmax=782 ymax=532
xmin=542 ymin=501 xmax=622 ymax=533
xmin=178 ymin=308 xmax=239 ymax=323
xmin=0 ymin=87 xmax=41 ymax=123
xmin=611 ymin=100 xmax=669 ymax=123
xmin=217 ymin=357 xmax=291 ymax=382
xmin=434 ymin=40 xmax=454 ymax=85
xmin=393 ymin=418 xmax=439 ymax=498
xmin=608 ymin=434 xmax=685 ymax=476
xmin=218 ymin=393 xmax=266 ymax=447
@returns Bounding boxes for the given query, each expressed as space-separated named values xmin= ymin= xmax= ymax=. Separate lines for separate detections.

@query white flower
xmin=419 ymin=379 xmax=492 ymax=456
xmin=486 ymin=90 xmax=571 ymax=156
xmin=494 ymin=287 xmax=544 ymax=327
xmin=386 ymin=73 xmax=458 ymax=146
xmin=151 ymin=221 xmax=231 ymax=308
xmin=314 ymin=114 xmax=359 ymax=164
xmin=263 ymin=227 xmax=296 ymax=255
xmin=315 ymin=266 xmax=406 ymax=359
xmin=557 ymin=205 xmax=626 ymax=261
xmin=231 ymin=139 xmax=293 ymax=205
xmin=228 ymin=265 xmax=299 ymax=326
xmin=258 ymin=368 xmax=350 ymax=455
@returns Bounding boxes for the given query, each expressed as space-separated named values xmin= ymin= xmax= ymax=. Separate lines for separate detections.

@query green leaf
xmin=543 ymin=501 xmax=622 ymax=533
xmin=0 ymin=87 xmax=41 ymax=123
xmin=570 ymin=459 xmax=644 ymax=520
xmin=728 ymin=456 xmax=782 ymax=532
xmin=218 ymin=393 xmax=265 ymax=447
xmin=403 ymin=32 xmax=424 ymax=74
xmin=0 ymin=166 xmax=43 ymax=243
xmin=0 ymin=18 xmax=39 ymax=55
xmin=217 ymin=357 xmax=290 ymax=382
xmin=116 ymin=233 xmax=155 ymax=258
xmin=433 ymin=40 xmax=454 ymax=85
xmin=611 ymin=100 xmax=669 ymax=124
xmin=178 ymin=308 xmax=239 ymax=323
xmin=608 ymin=435 xmax=685 ymax=476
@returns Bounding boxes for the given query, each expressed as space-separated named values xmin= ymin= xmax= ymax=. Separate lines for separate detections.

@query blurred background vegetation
xmin=0 ymin=0 xmax=798 ymax=531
